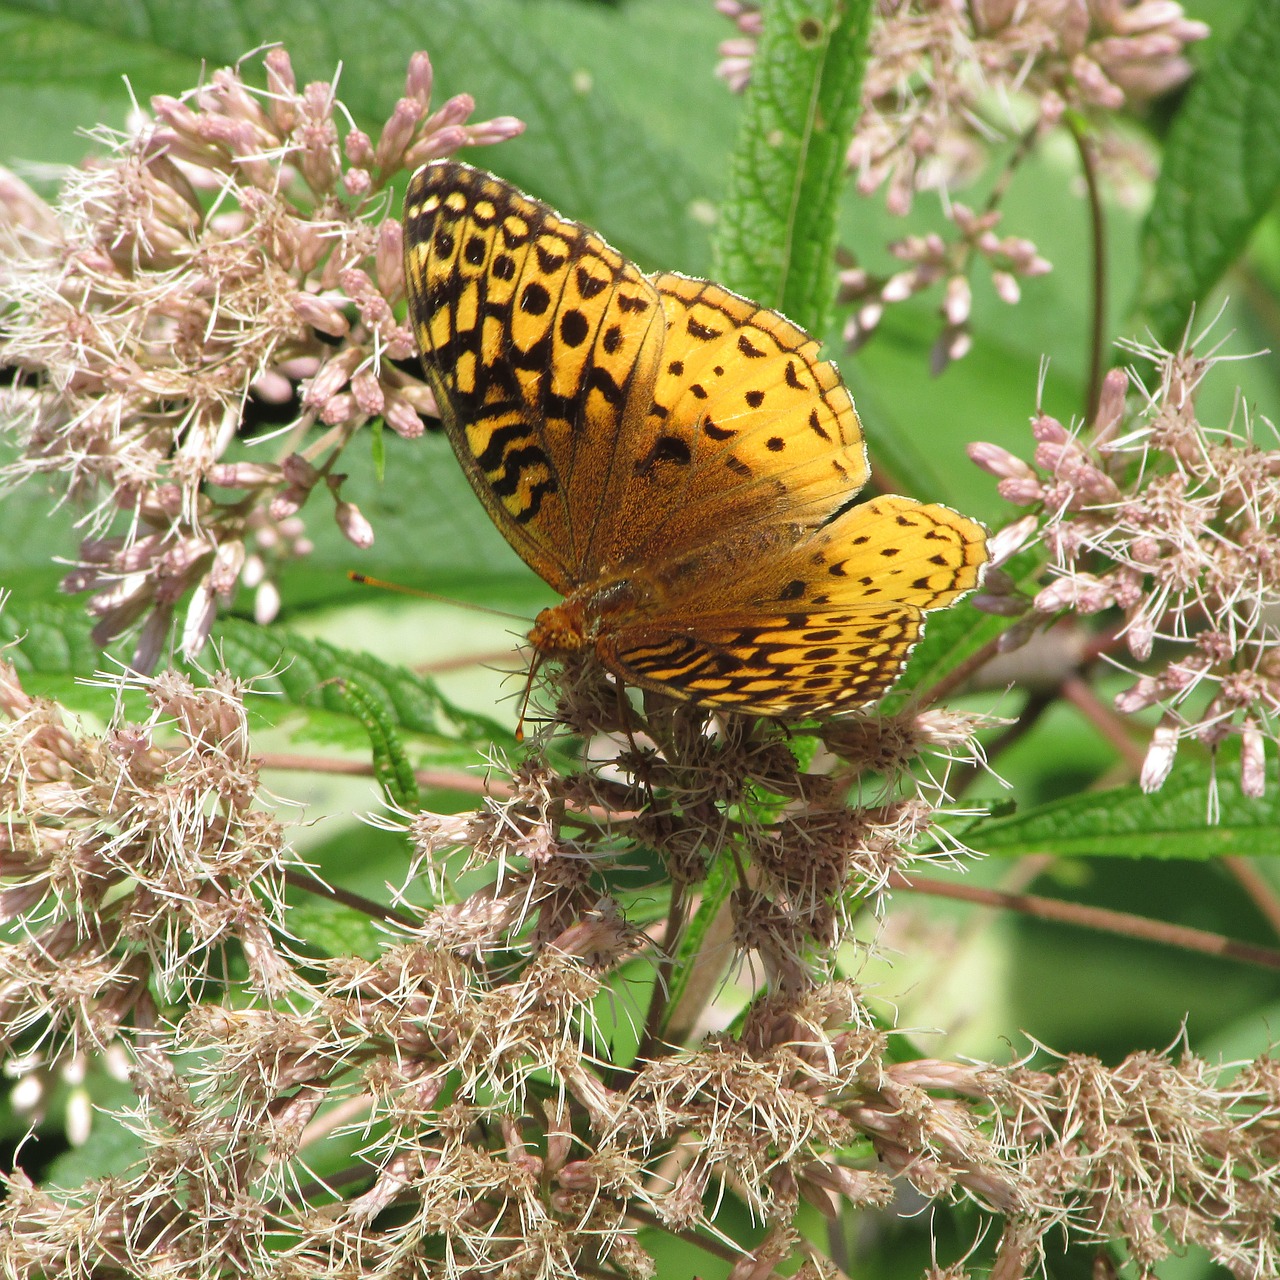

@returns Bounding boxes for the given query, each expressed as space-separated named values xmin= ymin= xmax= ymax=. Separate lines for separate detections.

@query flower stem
xmin=1068 ymin=114 xmax=1107 ymax=420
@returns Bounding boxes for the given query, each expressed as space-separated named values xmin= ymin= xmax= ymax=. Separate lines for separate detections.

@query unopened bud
xmin=336 ymin=501 xmax=374 ymax=549
xmin=1241 ymin=723 xmax=1266 ymax=799
xmin=405 ymin=51 xmax=434 ymax=106
xmin=942 ymin=274 xmax=971 ymax=326
xmin=1140 ymin=724 xmax=1179 ymax=792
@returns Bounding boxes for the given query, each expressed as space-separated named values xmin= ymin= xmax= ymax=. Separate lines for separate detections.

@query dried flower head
xmin=0 ymin=658 xmax=294 ymax=1078
xmin=0 ymin=47 xmax=523 ymax=669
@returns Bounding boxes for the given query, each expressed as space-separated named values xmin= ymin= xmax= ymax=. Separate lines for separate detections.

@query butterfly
xmin=402 ymin=160 xmax=987 ymax=718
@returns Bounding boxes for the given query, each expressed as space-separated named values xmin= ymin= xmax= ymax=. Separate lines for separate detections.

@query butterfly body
xmin=404 ymin=161 xmax=988 ymax=718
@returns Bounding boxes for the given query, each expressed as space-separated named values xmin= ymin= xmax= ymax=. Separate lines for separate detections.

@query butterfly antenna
xmin=514 ymin=649 xmax=546 ymax=744
xmin=348 ymin=571 xmax=527 ymax=623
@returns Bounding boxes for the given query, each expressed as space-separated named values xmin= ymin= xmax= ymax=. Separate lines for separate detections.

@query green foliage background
xmin=2 ymin=1 xmax=1280 ymax=1276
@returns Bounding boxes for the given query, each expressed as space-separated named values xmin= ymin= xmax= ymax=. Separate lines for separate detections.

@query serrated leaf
xmin=339 ymin=675 xmax=422 ymax=810
xmin=1135 ymin=0 xmax=1280 ymax=343
xmin=715 ymin=0 xmax=873 ymax=335
xmin=206 ymin=617 xmax=511 ymax=749
xmin=970 ymin=767 xmax=1280 ymax=859
xmin=0 ymin=599 xmax=106 ymax=677
xmin=0 ymin=598 xmax=512 ymax=753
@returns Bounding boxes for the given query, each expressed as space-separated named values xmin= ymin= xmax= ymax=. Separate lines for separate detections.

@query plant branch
xmin=890 ymin=872 xmax=1280 ymax=970
xmin=284 ymin=868 xmax=418 ymax=928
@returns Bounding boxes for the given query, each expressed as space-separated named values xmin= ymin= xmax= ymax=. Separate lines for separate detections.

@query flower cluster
xmin=970 ymin=337 xmax=1280 ymax=804
xmin=0 ymin=48 xmax=522 ymax=670
xmin=838 ymin=204 xmax=1051 ymax=373
xmin=715 ymin=0 xmax=1207 ymax=366
xmin=0 ymin=659 xmax=294 ymax=1124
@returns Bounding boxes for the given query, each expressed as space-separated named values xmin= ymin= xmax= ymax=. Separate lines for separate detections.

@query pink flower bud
xmin=423 ymin=93 xmax=475 ymax=134
xmin=265 ymin=47 xmax=297 ymax=95
xmin=1072 ymin=53 xmax=1126 ymax=109
xmin=1034 ymin=576 xmax=1090 ymax=613
xmin=351 ymin=370 xmax=385 ymax=415
xmin=343 ymin=168 xmax=371 ymax=198
xmin=1124 ymin=613 xmax=1156 ymax=660
xmin=395 ymin=380 xmax=438 ymax=416
xmin=207 ymin=463 xmax=280 ymax=491
xmin=242 ymin=554 xmax=265 ymax=589
xmin=1032 ymin=413 xmax=1070 ymax=444
xmin=991 ymin=270 xmax=1021 ymax=304
xmin=304 ymin=350 xmax=360 ymax=405
xmin=251 ymin=370 xmax=294 ymax=404
xmin=320 ymin=392 xmax=358 ymax=425
xmin=969 ymin=441 xmax=1036 ymax=482
xmin=292 ymin=292 xmax=351 ymax=337
xmin=1092 ymin=367 xmax=1129 ymax=446
xmin=336 ymin=501 xmax=374 ymax=549
xmin=384 ymin=393 xmax=426 ymax=439
xmin=996 ymin=476 xmax=1046 ymax=506
xmin=1140 ymin=724 xmax=1179 ymax=792
xmin=857 ymin=300 xmax=883 ymax=333
xmin=377 ymin=218 xmax=405 ymax=300
xmin=403 ymin=124 xmax=469 ymax=169
xmin=210 ymin=540 xmax=246 ymax=595
xmin=384 ymin=324 xmax=419 ymax=362
xmin=942 ymin=273 xmax=967 ymax=325
xmin=1114 ymin=676 xmax=1162 ymax=714
xmin=255 ymin=579 xmax=281 ymax=625
xmin=405 ymin=51 xmax=434 ymax=106
xmin=182 ymin=578 xmax=218 ymax=660
xmin=375 ymin=98 xmax=426 ymax=174
xmin=464 ymin=116 xmax=526 ymax=147
xmin=837 ymin=266 xmax=870 ymax=297
xmin=344 ymin=128 xmax=375 ymax=167
xmin=880 ymin=270 xmax=918 ymax=303
xmin=986 ymin=514 xmax=1039 ymax=565
xmin=1241 ymin=724 xmax=1266 ymax=799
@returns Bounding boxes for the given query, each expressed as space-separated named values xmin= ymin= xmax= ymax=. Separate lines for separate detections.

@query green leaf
xmin=715 ymin=0 xmax=873 ymax=335
xmin=0 ymin=598 xmax=512 ymax=755
xmin=1135 ymin=0 xmax=1280 ymax=344
xmin=287 ymin=898 xmax=387 ymax=962
xmin=338 ymin=675 xmax=422 ymax=811
xmin=970 ymin=766 xmax=1280 ymax=860
xmin=0 ymin=0 xmax=710 ymax=275
xmin=207 ymin=616 xmax=512 ymax=750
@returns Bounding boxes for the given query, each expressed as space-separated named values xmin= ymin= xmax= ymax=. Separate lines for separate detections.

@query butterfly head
xmin=529 ymin=579 xmax=645 ymax=657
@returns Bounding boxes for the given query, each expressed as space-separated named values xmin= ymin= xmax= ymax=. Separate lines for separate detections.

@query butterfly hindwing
xmin=601 ymin=497 xmax=988 ymax=716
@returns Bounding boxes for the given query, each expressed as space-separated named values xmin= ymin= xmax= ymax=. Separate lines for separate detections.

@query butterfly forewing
xmin=403 ymin=160 xmax=665 ymax=590
xmin=593 ymin=273 xmax=870 ymax=572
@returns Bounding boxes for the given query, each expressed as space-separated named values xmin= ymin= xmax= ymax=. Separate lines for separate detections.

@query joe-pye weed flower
xmin=0 ymin=47 xmax=521 ymax=670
